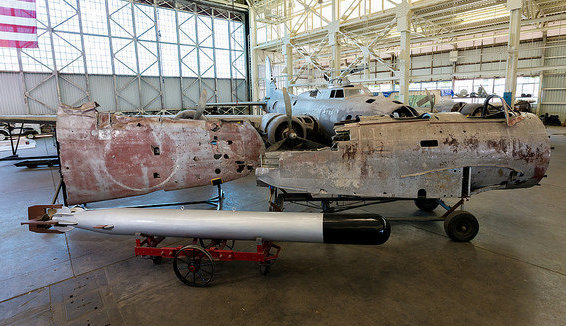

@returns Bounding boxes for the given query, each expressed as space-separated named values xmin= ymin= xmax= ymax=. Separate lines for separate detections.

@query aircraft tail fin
xmin=265 ymin=56 xmax=277 ymax=98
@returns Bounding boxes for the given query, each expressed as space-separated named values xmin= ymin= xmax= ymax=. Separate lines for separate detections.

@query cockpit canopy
xmin=305 ymin=85 xmax=372 ymax=99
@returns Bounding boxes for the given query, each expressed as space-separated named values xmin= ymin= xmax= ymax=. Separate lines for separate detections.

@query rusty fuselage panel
xmin=57 ymin=103 xmax=264 ymax=205
xmin=256 ymin=112 xmax=551 ymax=199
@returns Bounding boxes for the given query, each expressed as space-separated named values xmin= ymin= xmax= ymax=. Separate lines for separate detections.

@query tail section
xmin=265 ymin=56 xmax=277 ymax=99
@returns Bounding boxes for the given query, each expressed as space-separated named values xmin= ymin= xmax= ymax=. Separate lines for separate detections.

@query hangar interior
xmin=0 ymin=0 xmax=565 ymax=325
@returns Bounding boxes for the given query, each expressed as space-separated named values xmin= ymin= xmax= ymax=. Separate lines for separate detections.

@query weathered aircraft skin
xmin=256 ymin=112 xmax=551 ymax=199
xmin=57 ymin=103 xmax=264 ymax=205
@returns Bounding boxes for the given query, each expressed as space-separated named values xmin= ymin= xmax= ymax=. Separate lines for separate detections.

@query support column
xmin=390 ymin=53 xmax=396 ymax=90
xmin=362 ymin=47 xmax=370 ymax=81
xmin=504 ymin=0 xmax=523 ymax=106
xmin=396 ymin=0 xmax=412 ymax=104
xmin=536 ymin=29 xmax=546 ymax=116
xmin=249 ymin=5 xmax=259 ymax=100
xmin=330 ymin=0 xmax=341 ymax=80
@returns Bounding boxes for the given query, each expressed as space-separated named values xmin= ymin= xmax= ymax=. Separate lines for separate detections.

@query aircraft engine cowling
xmin=260 ymin=113 xmax=312 ymax=144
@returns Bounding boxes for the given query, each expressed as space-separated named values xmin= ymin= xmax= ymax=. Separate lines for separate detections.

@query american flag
xmin=0 ymin=0 xmax=38 ymax=48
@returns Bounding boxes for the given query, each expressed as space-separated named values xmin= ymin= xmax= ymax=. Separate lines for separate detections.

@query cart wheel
xmin=259 ymin=261 xmax=273 ymax=275
xmin=151 ymin=256 xmax=162 ymax=265
xmin=414 ymin=198 xmax=439 ymax=212
xmin=173 ymin=245 xmax=214 ymax=287
xmin=444 ymin=210 xmax=479 ymax=242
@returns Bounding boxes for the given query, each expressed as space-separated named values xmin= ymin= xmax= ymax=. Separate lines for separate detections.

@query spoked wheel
xmin=444 ymin=210 xmax=479 ymax=242
xmin=199 ymin=239 xmax=235 ymax=250
xmin=173 ymin=245 xmax=214 ymax=287
xmin=414 ymin=198 xmax=439 ymax=212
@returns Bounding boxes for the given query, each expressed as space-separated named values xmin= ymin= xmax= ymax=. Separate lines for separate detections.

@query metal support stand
xmin=439 ymin=198 xmax=465 ymax=219
xmin=1 ymin=122 xmax=25 ymax=160
xmin=135 ymin=235 xmax=281 ymax=286
xmin=1 ymin=124 xmax=57 ymax=163
xmin=122 ymin=181 xmax=224 ymax=210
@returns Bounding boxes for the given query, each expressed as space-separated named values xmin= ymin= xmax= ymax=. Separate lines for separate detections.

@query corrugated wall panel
xmin=115 ymin=76 xmax=142 ymax=111
xmin=59 ymin=74 xmax=88 ymax=107
xmin=411 ymin=68 xmax=431 ymax=77
xmin=216 ymin=79 xmax=232 ymax=102
xmin=89 ymin=75 xmax=116 ymax=111
xmin=433 ymin=53 xmax=450 ymax=67
xmin=24 ymin=73 xmax=59 ymax=114
xmin=540 ymin=38 xmax=566 ymax=121
xmin=411 ymin=55 xmax=432 ymax=69
xmin=163 ymin=77 xmax=182 ymax=110
xmin=236 ymin=79 xmax=247 ymax=101
xmin=140 ymin=77 xmax=162 ymax=111
xmin=180 ymin=77 xmax=201 ymax=107
xmin=0 ymin=72 xmax=26 ymax=115
xmin=458 ymin=49 xmax=482 ymax=64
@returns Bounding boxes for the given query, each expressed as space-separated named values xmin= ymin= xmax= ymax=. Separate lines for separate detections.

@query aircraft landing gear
xmin=443 ymin=210 xmax=479 ymax=242
xmin=267 ymin=187 xmax=480 ymax=242
xmin=438 ymin=199 xmax=479 ymax=242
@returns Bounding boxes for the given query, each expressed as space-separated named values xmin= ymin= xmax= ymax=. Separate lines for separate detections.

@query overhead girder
xmin=250 ymin=0 xmax=566 ymax=89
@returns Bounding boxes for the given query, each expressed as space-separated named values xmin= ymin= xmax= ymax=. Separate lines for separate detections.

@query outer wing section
xmin=0 ymin=115 xmax=57 ymax=124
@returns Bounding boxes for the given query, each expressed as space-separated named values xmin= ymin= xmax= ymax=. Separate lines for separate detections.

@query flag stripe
xmin=0 ymin=23 xmax=36 ymax=33
xmin=0 ymin=14 xmax=36 ymax=27
xmin=0 ymin=39 xmax=37 ymax=48
xmin=1 ymin=0 xmax=37 ymax=48
xmin=0 ymin=31 xmax=37 ymax=41
xmin=0 ymin=8 xmax=37 ymax=19
xmin=1 ymin=0 xmax=36 ymax=11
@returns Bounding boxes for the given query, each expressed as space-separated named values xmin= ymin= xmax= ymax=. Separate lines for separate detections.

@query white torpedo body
xmin=25 ymin=206 xmax=390 ymax=245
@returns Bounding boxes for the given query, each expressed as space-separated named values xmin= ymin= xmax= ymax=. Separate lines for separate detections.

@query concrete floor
xmin=0 ymin=128 xmax=565 ymax=326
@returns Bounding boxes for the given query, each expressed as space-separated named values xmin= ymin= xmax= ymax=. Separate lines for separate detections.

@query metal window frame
xmin=6 ymin=0 xmax=249 ymax=115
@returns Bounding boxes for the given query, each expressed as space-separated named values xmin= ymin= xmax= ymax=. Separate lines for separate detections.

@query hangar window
xmin=0 ymin=0 xmax=249 ymax=112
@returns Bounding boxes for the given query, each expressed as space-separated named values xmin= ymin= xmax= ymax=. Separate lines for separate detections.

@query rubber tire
xmin=444 ymin=210 xmax=479 ymax=242
xmin=375 ymin=217 xmax=391 ymax=245
xmin=414 ymin=198 xmax=439 ymax=212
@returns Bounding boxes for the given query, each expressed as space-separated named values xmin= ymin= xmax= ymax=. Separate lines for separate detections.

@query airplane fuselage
xmin=57 ymin=103 xmax=265 ymax=205
xmin=265 ymin=86 xmax=416 ymax=140
xmin=257 ymin=112 xmax=551 ymax=199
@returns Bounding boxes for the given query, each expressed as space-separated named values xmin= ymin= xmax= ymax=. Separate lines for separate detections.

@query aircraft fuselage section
xmin=265 ymin=89 xmax=411 ymax=139
xmin=256 ymin=113 xmax=551 ymax=199
xmin=57 ymin=103 xmax=265 ymax=205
